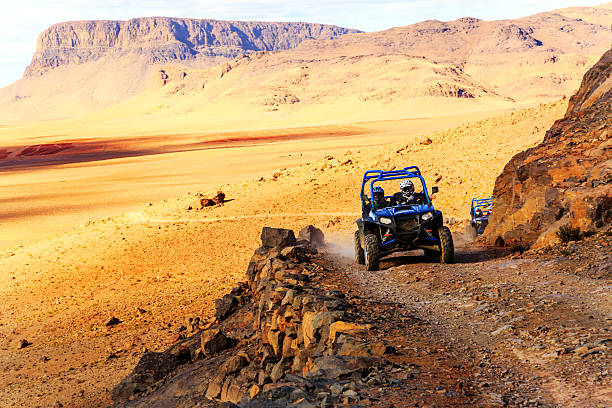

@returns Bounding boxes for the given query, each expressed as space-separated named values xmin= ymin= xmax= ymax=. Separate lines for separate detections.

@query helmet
xmin=400 ymin=180 xmax=414 ymax=196
xmin=373 ymin=186 xmax=385 ymax=203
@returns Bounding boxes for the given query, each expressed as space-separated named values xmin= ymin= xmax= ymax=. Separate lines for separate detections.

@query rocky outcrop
xmin=112 ymin=227 xmax=390 ymax=407
xmin=566 ymin=48 xmax=612 ymax=114
xmin=25 ymin=18 xmax=359 ymax=76
xmin=485 ymin=48 xmax=612 ymax=247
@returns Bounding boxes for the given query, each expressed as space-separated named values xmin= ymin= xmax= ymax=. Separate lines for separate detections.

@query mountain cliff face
xmin=25 ymin=18 xmax=359 ymax=76
xmin=3 ymin=7 xmax=610 ymax=123
xmin=485 ymin=48 xmax=612 ymax=246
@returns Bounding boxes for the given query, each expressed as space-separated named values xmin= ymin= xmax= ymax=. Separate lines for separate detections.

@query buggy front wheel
xmin=364 ymin=233 xmax=380 ymax=271
xmin=354 ymin=230 xmax=365 ymax=265
xmin=437 ymin=226 xmax=455 ymax=264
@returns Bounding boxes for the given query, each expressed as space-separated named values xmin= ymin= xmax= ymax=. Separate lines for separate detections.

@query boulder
xmin=201 ymin=328 xmax=233 ymax=355
xmin=301 ymin=312 xmax=316 ymax=348
xmin=194 ymin=191 xmax=227 ymax=209
xmin=280 ymin=289 xmax=295 ymax=306
xmin=216 ymin=293 xmax=239 ymax=321
xmin=328 ymin=321 xmax=369 ymax=344
xmin=267 ymin=330 xmax=285 ymax=355
xmin=260 ymin=227 xmax=296 ymax=248
xmin=270 ymin=357 xmax=291 ymax=382
xmin=260 ymin=384 xmax=308 ymax=402
xmin=220 ymin=354 xmax=248 ymax=376
xmin=312 ymin=311 xmax=344 ymax=332
xmin=298 ymin=225 xmax=325 ymax=247
xmin=225 ymin=380 xmax=245 ymax=404
xmin=206 ymin=377 xmax=223 ymax=399
xmin=105 ymin=316 xmax=121 ymax=326
xmin=305 ymin=356 xmax=353 ymax=379
xmin=18 ymin=339 xmax=31 ymax=349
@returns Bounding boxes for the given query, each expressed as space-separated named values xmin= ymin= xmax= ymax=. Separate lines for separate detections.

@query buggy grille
xmin=396 ymin=216 xmax=418 ymax=232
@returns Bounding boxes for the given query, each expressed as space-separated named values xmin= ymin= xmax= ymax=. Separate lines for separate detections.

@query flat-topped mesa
xmin=25 ymin=17 xmax=360 ymax=76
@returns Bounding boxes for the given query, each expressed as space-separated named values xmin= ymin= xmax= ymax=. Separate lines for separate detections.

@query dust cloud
xmin=324 ymin=230 xmax=356 ymax=260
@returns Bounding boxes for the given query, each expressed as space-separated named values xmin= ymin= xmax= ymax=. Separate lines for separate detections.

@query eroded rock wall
xmin=566 ymin=48 xmax=612 ymax=114
xmin=485 ymin=48 xmax=612 ymax=246
xmin=25 ymin=18 xmax=359 ymax=76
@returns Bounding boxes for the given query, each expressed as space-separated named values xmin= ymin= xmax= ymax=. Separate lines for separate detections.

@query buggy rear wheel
xmin=437 ymin=226 xmax=454 ymax=264
xmin=364 ymin=233 xmax=380 ymax=271
xmin=354 ymin=230 xmax=365 ymax=265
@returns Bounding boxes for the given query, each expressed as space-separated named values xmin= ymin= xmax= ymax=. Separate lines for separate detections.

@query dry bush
xmin=556 ymin=225 xmax=582 ymax=243
xmin=510 ymin=241 xmax=529 ymax=254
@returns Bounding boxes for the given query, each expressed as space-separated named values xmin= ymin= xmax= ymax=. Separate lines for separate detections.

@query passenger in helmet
xmin=400 ymin=179 xmax=415 ymax=201
xmin=392 ymin=179 xmax=426 ymax=205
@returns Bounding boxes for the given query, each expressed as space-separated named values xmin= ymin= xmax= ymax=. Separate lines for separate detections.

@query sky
xmin=0 ymin=0 xmax=606 ymax=87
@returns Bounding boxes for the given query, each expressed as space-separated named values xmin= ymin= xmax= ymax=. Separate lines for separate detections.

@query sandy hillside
xmin=0 ymin=109 xmax=508 ymax=253
xmin=0 ymin=99 xmax=567 ymax=407
xmin=554 ymin=1 xmax=612 ymax=25
xmin=0 ymin=6 xmax=609 ymax=125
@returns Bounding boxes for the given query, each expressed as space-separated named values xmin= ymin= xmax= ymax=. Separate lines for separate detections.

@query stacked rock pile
xmin=112 ymin=226 xmax=393 ymax=407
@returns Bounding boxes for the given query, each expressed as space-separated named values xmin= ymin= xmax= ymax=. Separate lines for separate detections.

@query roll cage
xmin=470 ymin=197 xmax=492 ymax=220
xmin=360 ymin=166 xmax=432 ymax=206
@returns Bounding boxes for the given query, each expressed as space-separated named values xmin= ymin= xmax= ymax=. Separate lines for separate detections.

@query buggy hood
xmin=372 ymin=204 xmax=434 ymax=218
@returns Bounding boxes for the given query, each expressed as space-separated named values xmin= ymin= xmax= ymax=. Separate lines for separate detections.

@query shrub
xmin=582 ymin=230 xmax=596 ymax=238
xmin=510 ymin=242 xmax=529 ymax=254
xmin=556 ymin=225 xmax=582 ymax=243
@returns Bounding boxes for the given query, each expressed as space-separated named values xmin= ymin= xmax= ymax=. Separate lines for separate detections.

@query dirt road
xmin=320 ymin=234 xmax=611 ymax=407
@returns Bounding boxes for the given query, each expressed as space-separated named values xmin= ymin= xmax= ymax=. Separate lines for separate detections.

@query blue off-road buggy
xmin=468 ymin=197 xmax=492 ymax=239
xmin=354 ymin=167 xmax=454 ymax=271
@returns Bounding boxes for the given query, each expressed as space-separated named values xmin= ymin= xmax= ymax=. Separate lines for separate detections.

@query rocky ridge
xmin=295 ymin=11 xmax=610 ymax=62
xmin=485 ymin=47 xmax=611 ymax=246
xmin=3 ymin=6 xmax=610 ymax=123
xmin=25 ymin=18 xmax=359 ymax=76
xmin=112 ymin=227 xmax=393 ymax=407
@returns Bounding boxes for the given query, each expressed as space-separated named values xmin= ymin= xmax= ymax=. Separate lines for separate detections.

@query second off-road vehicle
xmin=467 ymin=197 xmax=492 ymax=239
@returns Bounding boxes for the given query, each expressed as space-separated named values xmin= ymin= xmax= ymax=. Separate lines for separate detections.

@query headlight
xmin=422 ymin=212 xmax=433 ymax=221
xmin=380 ymin=217 xmax=392 ymax=225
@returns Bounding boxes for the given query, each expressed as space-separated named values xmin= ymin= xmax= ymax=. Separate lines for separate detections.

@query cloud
xmin=0 ymin=0 xmax=605 ymax=88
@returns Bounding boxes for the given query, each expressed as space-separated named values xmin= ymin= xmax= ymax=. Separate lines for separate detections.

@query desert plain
xmin=0 ymin=3 xmax=611 ymax=407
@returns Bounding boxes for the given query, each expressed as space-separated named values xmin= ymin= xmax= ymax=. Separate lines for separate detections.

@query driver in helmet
xmin=373 ymin=186 xmax=393 ymax=242
xmin=372 ymin=186 xmax=390 ymax=209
